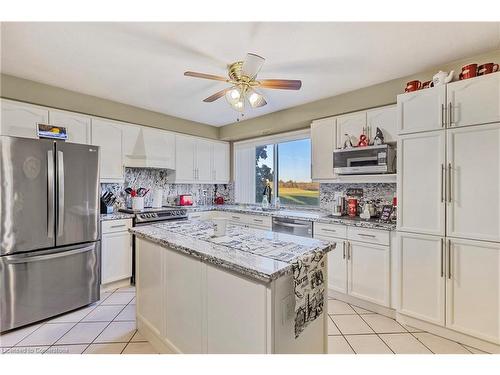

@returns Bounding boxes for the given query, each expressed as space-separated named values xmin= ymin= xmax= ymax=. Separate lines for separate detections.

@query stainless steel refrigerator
xmin=0 ymin=136 xmax=100 ymax=332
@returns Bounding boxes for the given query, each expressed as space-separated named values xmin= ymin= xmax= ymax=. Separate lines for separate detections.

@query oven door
xmin=0 ymin=242 xmax=100 ymax=332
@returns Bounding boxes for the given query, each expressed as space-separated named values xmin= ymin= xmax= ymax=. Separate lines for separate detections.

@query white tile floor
xmin=0 ymin=285 xmax=159 ymax=354
xmin=326 ymin=298 xmax=490 ymax=354
xmin=0 ymin=287 xmax=491 ymax=354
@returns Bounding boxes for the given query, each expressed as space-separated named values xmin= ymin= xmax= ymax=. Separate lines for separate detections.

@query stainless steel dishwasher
xmin=272 ymin=217 xmax=313 ymax=238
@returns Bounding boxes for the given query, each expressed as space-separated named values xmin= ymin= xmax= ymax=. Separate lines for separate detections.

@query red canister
xmin=348 ymin=198 xmax=358 ymax=217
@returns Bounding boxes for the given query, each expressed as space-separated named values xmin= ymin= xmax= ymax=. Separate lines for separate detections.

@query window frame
xmin=235 ymin=129 xmax=318 ymax=207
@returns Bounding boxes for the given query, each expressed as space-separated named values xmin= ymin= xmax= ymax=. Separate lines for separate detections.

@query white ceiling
xmin=1 ymin=22 xmax=500 ymax=126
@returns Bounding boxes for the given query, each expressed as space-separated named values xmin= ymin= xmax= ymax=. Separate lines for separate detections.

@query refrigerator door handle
xmin=3 ymin=244 xmax=95 ymax=264
xmin=57 ymin=150 xmax=65 ymax=237
xmin=47 ymin=150 xmax=55 ymax=239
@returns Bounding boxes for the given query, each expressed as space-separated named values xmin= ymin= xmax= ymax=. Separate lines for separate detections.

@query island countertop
xmin=130 ymin=220 xmax=334 ymax=282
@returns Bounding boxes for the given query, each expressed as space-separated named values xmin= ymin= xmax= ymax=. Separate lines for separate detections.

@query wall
xmin=0 ymin=73 xmax=219 ymax=139
xmin=101 ymin=167 xmax=234 ymax=210
xmin=219 ymin=49 xmax=500 ymax=141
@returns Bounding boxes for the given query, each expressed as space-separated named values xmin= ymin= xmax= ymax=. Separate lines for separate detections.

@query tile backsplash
xmin=320 ymin=183 xmax=396 ymax=215
xmin=101 ymin=168 xmax=234 ymax=209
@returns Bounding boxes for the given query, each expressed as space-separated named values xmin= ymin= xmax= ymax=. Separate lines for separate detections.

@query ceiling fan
xmin=184 ymin=53 xmax=302 ymax=113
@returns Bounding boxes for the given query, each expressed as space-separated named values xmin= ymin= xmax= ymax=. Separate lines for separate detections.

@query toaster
xmin=176 ymin=194 xmax=194 ymax=206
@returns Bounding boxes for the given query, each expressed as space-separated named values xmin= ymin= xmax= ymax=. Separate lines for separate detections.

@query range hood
xmin=122 ymin=126 xmax=175 ymax=170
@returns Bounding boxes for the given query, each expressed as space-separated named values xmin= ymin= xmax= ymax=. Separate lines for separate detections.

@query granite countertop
xmin=186 ymin=204 xmax=396 ymax=231
xmin=100 ymin=213 xmax=135 ymax=221
xmin=130 ymin=220 xmax=334 ymax=282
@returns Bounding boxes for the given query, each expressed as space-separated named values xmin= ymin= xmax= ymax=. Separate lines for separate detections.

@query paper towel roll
xmin=152 ymin=189 xmax=163 ymax=208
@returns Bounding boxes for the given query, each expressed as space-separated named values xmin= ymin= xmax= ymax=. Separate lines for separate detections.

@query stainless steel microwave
xmin=333 ymin=144 xmax=396 ymax=175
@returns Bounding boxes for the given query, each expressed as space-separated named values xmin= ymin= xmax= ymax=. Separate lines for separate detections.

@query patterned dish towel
xmin=292 ymin=250 xmax=326 ymax=339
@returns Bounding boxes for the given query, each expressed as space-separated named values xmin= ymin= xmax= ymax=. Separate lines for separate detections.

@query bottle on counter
xmin=347 ymin=197 xmax=358 ymax=217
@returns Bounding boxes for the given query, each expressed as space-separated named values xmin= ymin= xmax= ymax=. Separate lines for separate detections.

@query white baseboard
xmin=100 ymin=278 xmax=131 ymax=292
xmin=329 ymin=290 xmax=396 ymax=319
xmin=136 ymin=314 xmax=180 ymax=354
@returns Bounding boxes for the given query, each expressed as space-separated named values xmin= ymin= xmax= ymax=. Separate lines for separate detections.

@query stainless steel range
xmin=119 ymin=206 xmax=187 ymax=283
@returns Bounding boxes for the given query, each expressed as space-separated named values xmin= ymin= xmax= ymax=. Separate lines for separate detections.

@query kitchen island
xmin=130 ymin=220 xmax=334 ymax=354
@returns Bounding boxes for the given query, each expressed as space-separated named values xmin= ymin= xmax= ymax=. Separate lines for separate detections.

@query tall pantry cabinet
xmin=396 ymin=72 xmax=500 ymax=345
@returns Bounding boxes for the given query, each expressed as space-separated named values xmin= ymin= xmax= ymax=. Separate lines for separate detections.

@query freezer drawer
xmin=0 ymin=242 xmax=100 ymax=332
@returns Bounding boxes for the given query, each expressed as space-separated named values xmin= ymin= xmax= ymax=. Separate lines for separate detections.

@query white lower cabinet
xmin=101 ymin=219 xmax=133 ymax=285
xmin=206 ymin=264 xmax=267 ymax=353
xmin=314 ymin=223 xmax=391 ymax=307
xmin=397 ymin=232 xmax=445 ymax=326
xmin=398 ymin=232 xmax=500 ymax=344
xmin=327 ymin=239 xmax=347 ymax=293
xmin=446 ymin=238 xmax=500 ymax=344
xmin=348 ymin=240 xmax=390 ymax=307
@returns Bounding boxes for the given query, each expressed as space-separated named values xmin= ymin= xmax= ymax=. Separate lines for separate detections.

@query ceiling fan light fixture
xmin=225 ymin=86 xmax=241 ymax=105
xmin=247 ymin=89 xmax=266 ymax=108
xmin=231 ymin=98 xmax=245 ymax=112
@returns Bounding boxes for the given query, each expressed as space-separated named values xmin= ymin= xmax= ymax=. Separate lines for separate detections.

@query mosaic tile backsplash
xmin=101 ymin=168 xmax=234 ymax=210
xmin=320 ymin=183 xmax=396 ymax=216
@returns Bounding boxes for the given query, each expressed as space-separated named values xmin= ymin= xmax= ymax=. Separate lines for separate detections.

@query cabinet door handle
xmin=253 ymin=219 xmax=263 ymax=223
xmin=448 ymin=239 xmax=452 ymax=279
xmin=342 ymin=241 xmax=346 ymax=259
xmin=321 ymin=228 xmax=337 ymax=233
xmin=347 ymin=242 xmax=351 ymax=260
xmin=448 ymin=163 xmax=452 ymax=203
xmin=441 ymin=104 xmax=445 ymax=127
xmin=110 ymin=224 xmax=127 ymax=229
xmin=441 ymin=164 xmax=445 ymax=202
xmin=358 ymin=233 xmax=376 ymax=238
xmin=440 ymin=238 xmax=444 ymax=277
xmin=448 ymin=102 xmax=454 ymax=126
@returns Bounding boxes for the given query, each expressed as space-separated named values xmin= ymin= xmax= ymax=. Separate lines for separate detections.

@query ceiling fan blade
xmin=184 ymin=71 xmax=228 ymax=82
xmin=203 ymin=88 xmax=230 ymax=102
xmin=242 ymin=53 xmax=265 ymax=79
xmin=258 ymin=79 xmax=302 ymax=90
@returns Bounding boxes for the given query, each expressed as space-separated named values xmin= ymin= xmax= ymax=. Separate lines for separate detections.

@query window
xmin=254 ymin=137 xmax=319 ymax=206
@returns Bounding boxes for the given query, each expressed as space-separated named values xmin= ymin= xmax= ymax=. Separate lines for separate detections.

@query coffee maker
xmin=331 ymin=193 xmax=346 ymax=217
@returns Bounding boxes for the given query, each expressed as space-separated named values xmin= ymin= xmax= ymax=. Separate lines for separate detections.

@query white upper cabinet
xmin=447 ymin=72 xmax=500 ymax=128
xmin=397 ymin=232 xmax=445 ymax=326
xmin=397 ymin=85 xmax=446 ymax=134
xmin=446 ymin=238 xmax=500 ymax=344
xmin=311 ymin=117 xmax=336 ymax=180
xmin=175 ymin=135 xmax=230 ymax=184
xmin=91 ymin=118 xmax=123 ymax=182
xmin=212 ymin=142 xmax=230 ymax=183
xmin=0 ymin=99 xmax=49 ymax=139
xmin=446 ymin=123 xmax=500 ymax=242
xmin=196 ymin=139 xmax=213 ymax=182
xmin=48 ymin=109 xmax=91 ymax=144
xmin=336 ymin=111 xmax=367 ymax=148
xmin=366 ymin=105 xmax=397 ymax=143
xmin=175 ymin=135 xmax=197 ymax=182
xmin=397 ymin=131 xmax=446 ymax=236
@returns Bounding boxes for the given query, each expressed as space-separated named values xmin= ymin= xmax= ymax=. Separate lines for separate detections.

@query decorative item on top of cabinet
xmin=336 ymin=112 xmax=366 ymax=149
xmin=366 ymin=105 xmax=397 ymax=143
xmin=0 ymin=99 xmax=49 ymax=139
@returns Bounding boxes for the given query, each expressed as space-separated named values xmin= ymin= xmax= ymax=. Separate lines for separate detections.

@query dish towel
xmin=292 ymin=250 xmax=326 ymax=339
